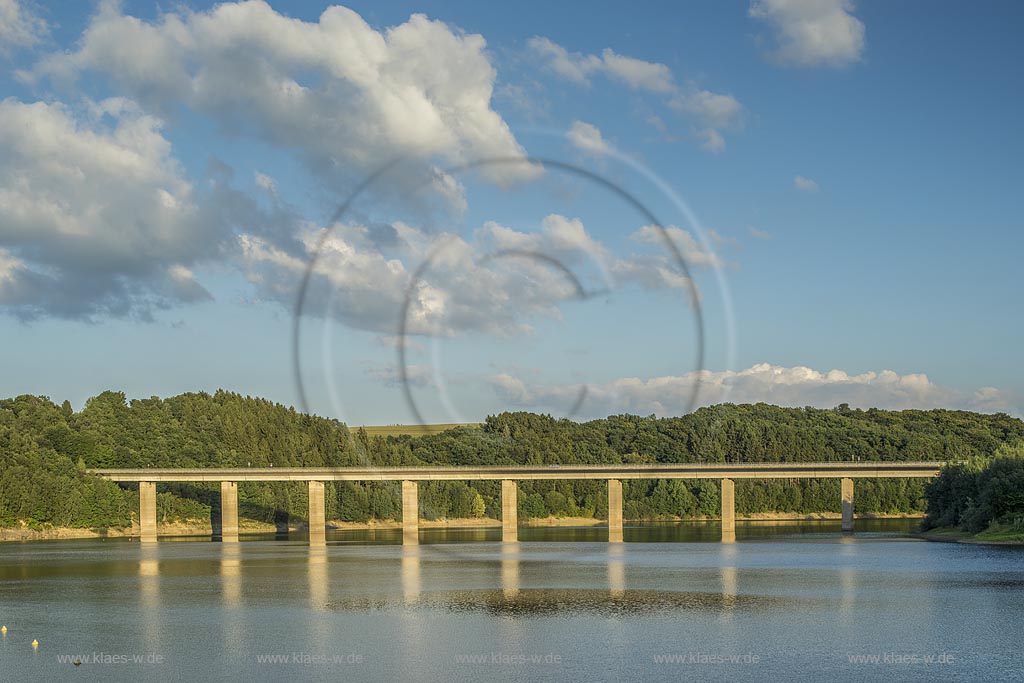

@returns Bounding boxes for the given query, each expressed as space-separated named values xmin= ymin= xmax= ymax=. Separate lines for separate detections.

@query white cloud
xmin=611 ymin=257 xmax=693 ymax=293
xmin=670 ymin=90 xmax=743 ymax=128
xmin=748 ymin=226 xmax=773 ymax=240
xmin=254 ymin=171 xmax=277 ymax=197
xmin=566 ymin=120 xmax=610 ymax=156
xmin=526 ymin=36 xmax=603 ymax=86
xmin=428 ymin=167 xmax=468 ymax=214
xmin=240 ymin=214 xmax=712 ymax=337
xmin=0 ymin=247 xmax=26 ymax=285
xmin=0 ymin=0 xmax=47 ymax=54
xmin=794 ymin=175 xmax=819 ymax=191
xmin=496 ymin=82 xmax=549 ymax=121
xmin=750 ymin=0 xmax=865 ymax=68
xmin=537 ymin=214 xmax=610 ymax=265
xmin=528 ymin=36 xmax=743 ymax=150
xmin=0 ymin=97 xmax=242 ymax=319
xmin=166 ymin=264 xmax=213 ymax=303
xmin=32 ymin=1 xmax=539 ymax=185
xmin=697 ymin=128 xmax=725 ymax=154
xmin=488 ymin=362 xmax=1016 ymax=419
xmin=968 ymin=387 xmax=1018 ymax=414
xmin=241 ymin=218 xmax=580 ymax=337
xmin=599 ymin=48 xmax=675 ymax=93
xmin=630 ymin=224 xmax=722 ymax=268
xmin=707 ymin=229 xmax=739 ymax=249
xmin=528 ymin=38 xmax=675 ymax=93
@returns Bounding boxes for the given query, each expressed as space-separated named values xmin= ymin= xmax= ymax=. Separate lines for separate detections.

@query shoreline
xmin=913 ymin=528 xmax=1024 ymax=547
xmin=1 ymin=511 xmax=924 ymax=543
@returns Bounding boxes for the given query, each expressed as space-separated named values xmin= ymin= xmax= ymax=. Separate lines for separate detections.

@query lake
xmin=1 ymin=520 xmax=1022 ymax=681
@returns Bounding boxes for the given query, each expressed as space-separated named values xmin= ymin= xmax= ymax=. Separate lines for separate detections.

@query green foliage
xmin=0 ymin=395 xmax=132 ymax=528
xmin=924 ymin=442 xmax=1024 ymax=533
xmin=1 ymin=391 xmax=354 ymax=528
xmin=3 ymin=394 xmax=1022 ymax=528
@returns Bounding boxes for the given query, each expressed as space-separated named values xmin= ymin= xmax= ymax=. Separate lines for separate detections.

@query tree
xmin=470 ymin=492 xmax=486 ymax=518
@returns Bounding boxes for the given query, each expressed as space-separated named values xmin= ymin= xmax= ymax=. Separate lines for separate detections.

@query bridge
xmin=90 ymin=461 xmax=945 ymax=545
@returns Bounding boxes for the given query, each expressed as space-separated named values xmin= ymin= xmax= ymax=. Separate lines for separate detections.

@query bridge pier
xmin=308 ymin=481 xmax=325 ymax=546
xmin=721 ymin=478 xmax=735 ymax=543
xmin=841 ymin=477 xmax=854 ymax=532
xmin=139 ymin=481 xmax=157 ymax=543
xmin=220 ymin=481 xmax=238 ymax=542
xmin=402 ymin=480 xmax=419 ymax=545
xmin=607 ymin=479 xmax=623 ymax=543
xmin=502 ymin=480 xmax=518 ymax=543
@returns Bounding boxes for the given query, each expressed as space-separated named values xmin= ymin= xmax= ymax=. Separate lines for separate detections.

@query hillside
xmin=2 ymin=392 xmax=1022 ymax=530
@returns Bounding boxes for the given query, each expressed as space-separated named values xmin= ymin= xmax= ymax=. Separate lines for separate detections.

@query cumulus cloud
xmin=749 ymin=0 xmax=865 ymax=68
xmin=488 ymin=363 xmax=1017 ymax=419
xmin=566 ymin=120 xmax=609 ymax=156
xmin=697 ymin=128 xmax=725 ymax=154
xmin=239 ymin=214 xmax=710 ymax=337
xmin=242 ymin=220 xmax=566 ymax=337
xmin=528 ymin=36 xmax=742 ymax=151
xmin=794 ymin=175 xmax=819 ymax=191
xmin=254 ymin=171 xmax=277 ymax=198
xmin=968 ymin=387 xmax=1019 ymax=414
xmin=707 ymin=229 xmax=739 ymax=249
xmin=599 ymin=48 xmax=675 ymax=93
xmin=0 ymin=0 xmax=47 ymax=54
xmin=0 ymin=97 xmax=244 ymax=320
xmin=630 ymin=224 xmax=722 ymax=268
xmin=528 ymin=38 xmax=675 ymax=93
xmin=526 ymin=36 xmax=602 ymax=86
xmin=670 ymin=90 xmax=744 ymax=129
xmin=31 ymin=1 xmax=538 ymax=185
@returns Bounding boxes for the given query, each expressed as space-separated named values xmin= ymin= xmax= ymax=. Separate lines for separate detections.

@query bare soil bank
xmin=1 ymin=511 xmax=924 ymax=542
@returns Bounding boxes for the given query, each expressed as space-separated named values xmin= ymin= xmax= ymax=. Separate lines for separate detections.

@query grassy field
xmin=973 ymin=521 xmax=1024 ymax=543
xmin=356 ymin=423 xmax=481 ymax=438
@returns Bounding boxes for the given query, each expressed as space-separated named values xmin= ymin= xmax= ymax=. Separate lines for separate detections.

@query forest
xmin=922 ymin=442 xmax=1024 ymax=536
xmin=2 ymin=390 xmax=1023 ymax=530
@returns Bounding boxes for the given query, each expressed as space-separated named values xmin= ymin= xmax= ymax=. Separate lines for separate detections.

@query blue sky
xmin=1 ymin=0 xmax=1021 ymax=423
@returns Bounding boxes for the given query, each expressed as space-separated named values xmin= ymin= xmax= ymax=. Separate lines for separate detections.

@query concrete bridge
xmin=91 ymin=461 xmax=944 ymax=545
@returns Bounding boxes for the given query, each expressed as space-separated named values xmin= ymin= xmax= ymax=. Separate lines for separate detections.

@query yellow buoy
xmin=32 ymin=639 xmax=38 ymax=648
xmin=1 ymin=625 xmax=7 ymax=634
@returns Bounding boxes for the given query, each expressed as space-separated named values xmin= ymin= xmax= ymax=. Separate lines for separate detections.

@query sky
xmin=1 ymin=0 xmax=1021 ymax=424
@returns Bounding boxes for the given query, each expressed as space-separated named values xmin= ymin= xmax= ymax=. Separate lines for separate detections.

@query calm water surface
xmin=1 ymin=520 xmax=1022 ymax=682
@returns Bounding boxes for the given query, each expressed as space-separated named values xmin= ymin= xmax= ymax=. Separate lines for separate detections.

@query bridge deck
xmin=90 ymin=461 xmax=944 ymax=482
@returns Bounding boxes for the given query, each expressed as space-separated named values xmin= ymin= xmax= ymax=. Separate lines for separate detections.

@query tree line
xmin=2 ymin=391 xmax=1022 ymax=529
xmin=922 ymin=442 xmax=1024 ymax=534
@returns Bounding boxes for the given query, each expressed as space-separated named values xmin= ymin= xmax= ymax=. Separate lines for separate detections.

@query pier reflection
xmin=501 ymin=543 xmax=520 ymax=599
xmin=401 ymin=545 xmax=421 ymax=604
xmin=220 ymin=544 xmax=242 ymax=609
xmin=138 ymin=545 xmax=161 ymax=657
xmin=608 ymin=543 xmax=625 ymax=598
xmin=220 ymin=544 xmax=244 ymax=655
xmin=719 ymin=543 xmax=738 ymax=615
xmin=308 ymin=547 xmax=328 ymax=611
